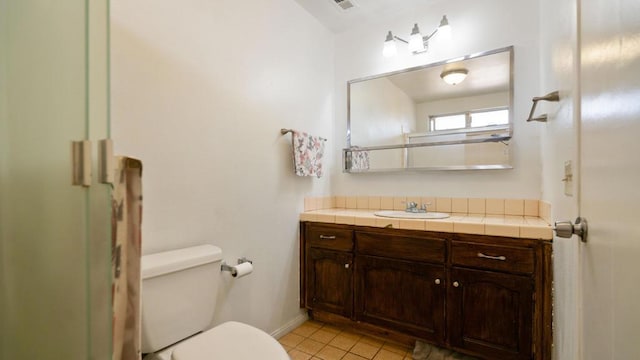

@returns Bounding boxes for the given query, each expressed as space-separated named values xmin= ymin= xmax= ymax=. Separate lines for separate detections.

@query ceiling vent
xmin=333 ymin=0 xmax=357 ymax=11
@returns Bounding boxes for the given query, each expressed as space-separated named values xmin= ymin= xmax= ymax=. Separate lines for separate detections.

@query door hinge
xmin=71 ymin=140 xmax=92 ymax=187
xmin=98 ymin=139 xmax=114 ymax=184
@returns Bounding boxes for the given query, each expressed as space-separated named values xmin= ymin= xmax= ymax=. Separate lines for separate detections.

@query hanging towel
xmin=350 ymin=147 xmax=370 ymax=171
xmin=112 ymin=157 xmax=143 ymax=360
xmin=292 ymin=130 xmax=326 ymax=178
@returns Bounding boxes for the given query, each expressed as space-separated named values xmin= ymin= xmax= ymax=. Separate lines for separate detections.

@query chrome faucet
xmin=405 ymin=202 xmax=418 ymax=212
xmin=405 ymin=201 xmax=432 ymax=213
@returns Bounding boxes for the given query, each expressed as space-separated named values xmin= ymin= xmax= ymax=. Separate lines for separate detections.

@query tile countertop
xmin=300 ymin=209 xmax=553 ymax=240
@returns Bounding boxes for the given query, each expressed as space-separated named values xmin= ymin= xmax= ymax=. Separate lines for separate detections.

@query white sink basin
xmin=374 ymin=210 xmax=450 ymax=220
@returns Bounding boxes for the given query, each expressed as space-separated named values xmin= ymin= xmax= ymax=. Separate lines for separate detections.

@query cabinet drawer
xmin=356 ymin=231 xmax=446 ymax=263
xmin=451 ymin=241 xmax=534 ymax=274
xmin=306 ymin=224 xmax=353 ymax=251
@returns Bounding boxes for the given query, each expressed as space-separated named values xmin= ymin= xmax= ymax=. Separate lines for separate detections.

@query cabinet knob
xmin=453 ymin=281 xmax=460 ymax=288
xmin=344 ymin=263 xmax=350 ymax=269
xmin=434 ymin=279 xmax=441 ymax=285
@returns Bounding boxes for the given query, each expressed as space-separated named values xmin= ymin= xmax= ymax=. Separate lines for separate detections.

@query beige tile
xmin=320 ymin=324 xmax=343 ymax=334
xmin=399 ymin=219 xmax=426 ymax=231
xmin=315 ymin=213 xmax=336 ymax=223
xmin=425 ymin=220 xmax=453 ymax=232
xmin=375 ymin=218 xmax=399 ymax=229
xmin=524 ymin=199 xmax=539 ymax=217
xmin=322 ymin=197 xmax=334 ymax=210
xmin=520 ymin=225 xmax=553 ymax=240
xmin=451 ymin=198 xmax=468 ymax=214
xmin=539 ymin=201 xmax=552 ymax=223
xmin=357 ymin=196 xmax=369 ymax=210
xmin=329 ymin=333 xmax=360 ymax=351
xmin=282 ymin=344 xmax=293 ymax=352
xmin=316 ymin=197 xmax=324 ymax=211
xmin=300 ymin=213 xmax=317 ymax=222
xmin=525 ymin=216 xmax=549 ymax=226
xmin=368 ymin=196 xmax=381 ymax=210
xmin=380 ymin=197 xmax=394 ymax=210
xmin=420 ymin=197 xmax=436 ymax=211
xmin=485 ymin=224 xmax=520 ymax=237
xmin=373 ymin=349 xmax=405 ymax=360
xmin=293 ymin=322 xmax=322 ymax=337
xmin=280 ymin=332 xmax=306 ymax=347
xmin=359 ymin=336 xmax=384 ymax=347
xmin=435 ymin=197 xmax=452 ymax=212
xmin=315 ymin=345 xmax=347 ymax=360
xmin=355 ymin=216 xmax=377 ymax=227
xmin=335 ymin=214 xmax=355 ymax=225
xmin=486 ymin=198 xmax=505 ymax=215
xmin=505 ymin=199 xmax=525 ymax=216
xmin=343 ymin=353 xmax=370 ymax=360
xmin=310 ymin=328 xmax=339 ymax=344
xmin=335 ymin=196 xmax=346 ymax=208
xmin=289 ymin=349 xmax=313 ymax=360
xmin=393 ymin=197 xmax=407 ymax=211
xmin=346 ymin=196 xmax=358 ymax=209
xmin=350 ymin=341 xmax=381 ymax=359
xmin=297 ymin=338 xmax=325 ymax=355
xmin=453 ymin=222 xmax=485 ymax=235
xmin=304 ymin=197 xmax=316 ymax=211
xmin=468 ymin=198 xmax=486 ymax=214
xmin=381 ymin=342 xmax=411 ymax=355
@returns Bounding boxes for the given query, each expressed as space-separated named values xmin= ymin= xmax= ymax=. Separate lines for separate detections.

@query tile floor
xmin=278 ymin=320 xmax=414 ymax=360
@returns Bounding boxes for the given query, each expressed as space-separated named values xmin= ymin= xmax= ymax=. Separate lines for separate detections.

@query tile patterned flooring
xmin=278 ymin=320 xmax=414 ymax=360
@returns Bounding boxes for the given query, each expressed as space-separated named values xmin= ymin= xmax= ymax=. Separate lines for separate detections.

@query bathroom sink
xmin=373 ymin=210 xmax=450 ymax=220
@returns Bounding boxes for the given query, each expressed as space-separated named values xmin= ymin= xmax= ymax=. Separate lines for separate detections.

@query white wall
xmin=333 ymin=0 xmax=541 ymax=198
xmin=111 ymin=0 xmax=334 ymax=334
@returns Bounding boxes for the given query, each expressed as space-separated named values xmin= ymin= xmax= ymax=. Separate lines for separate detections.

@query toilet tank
xmin=140 ymin=245 xmax=223 ymax=353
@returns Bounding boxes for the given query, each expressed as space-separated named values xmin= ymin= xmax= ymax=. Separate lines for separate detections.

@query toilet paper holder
xmin=221 ymin=257 xmax=253 ymax=276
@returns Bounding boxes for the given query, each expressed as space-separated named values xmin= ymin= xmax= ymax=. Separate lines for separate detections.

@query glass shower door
xmin=0 ymin=0 xmax=112 ymax=359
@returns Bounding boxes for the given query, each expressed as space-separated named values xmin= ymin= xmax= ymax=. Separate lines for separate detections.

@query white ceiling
xmin=293 ymin=0 xmax=438 ymax=33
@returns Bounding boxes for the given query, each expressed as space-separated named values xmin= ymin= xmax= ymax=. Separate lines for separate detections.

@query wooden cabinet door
xmin=449 ymin=267 xmax=534 ymax=360
xmin=306 ymin=248 xmax=353 ymax=318
xmin=355 ymin=255 xmax=445 ymax=343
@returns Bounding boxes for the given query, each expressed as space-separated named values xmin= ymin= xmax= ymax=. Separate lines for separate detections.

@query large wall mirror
xmin=344 ymin=46 xmax=514 ymax=172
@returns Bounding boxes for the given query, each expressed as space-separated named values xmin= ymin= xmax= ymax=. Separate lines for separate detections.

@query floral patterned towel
xmin=293 ymin=130 xmax=326 ymax=178
xmin=350 ymin=147 xmax=370 ymax=171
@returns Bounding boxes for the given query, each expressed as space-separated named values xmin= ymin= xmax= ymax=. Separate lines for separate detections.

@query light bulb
xmin=408 ymin=24 xmax=425 ymax=53
xmin=382 ymin=31 xmax=397 ymax=57
xmin=437 ymin=15 xmax=452 ymax=41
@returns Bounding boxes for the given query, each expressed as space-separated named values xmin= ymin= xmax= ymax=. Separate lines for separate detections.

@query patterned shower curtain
xmin=111 ymin=157 xmax=143 ymax=360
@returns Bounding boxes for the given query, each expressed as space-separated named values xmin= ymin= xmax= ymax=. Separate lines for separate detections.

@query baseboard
xmin=270 ymin=312 xmax=308 ymax=339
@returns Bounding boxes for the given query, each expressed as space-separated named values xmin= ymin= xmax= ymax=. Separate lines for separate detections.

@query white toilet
xmin=141 ymin=244 xmax=289 ymax=360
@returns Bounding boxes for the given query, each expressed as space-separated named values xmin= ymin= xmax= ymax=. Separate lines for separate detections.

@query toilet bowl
xmin=141 ymin=245 xmax=288 ymax=360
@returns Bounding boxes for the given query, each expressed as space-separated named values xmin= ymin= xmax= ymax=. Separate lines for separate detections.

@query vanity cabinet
xmin=300 ymin=222 xmax=552 ymax=360
xmin=303 ymin=224 xmax=354 ymax=318
xmin=355 ymin=231 xmax=446 ymax=343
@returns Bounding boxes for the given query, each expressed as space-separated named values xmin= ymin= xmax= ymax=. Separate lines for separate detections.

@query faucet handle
xmin=420 ymin=203 xmax=432 ymax=212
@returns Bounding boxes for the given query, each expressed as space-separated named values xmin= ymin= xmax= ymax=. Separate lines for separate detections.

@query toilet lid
xmin=171 ymin=321 xmax=289 ymax=360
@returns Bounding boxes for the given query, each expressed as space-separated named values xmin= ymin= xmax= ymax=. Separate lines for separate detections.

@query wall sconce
xmin=440 ymin=69 xmax=468 ymax=85
xmin=383 ymin=15 xmax=451 ymax=58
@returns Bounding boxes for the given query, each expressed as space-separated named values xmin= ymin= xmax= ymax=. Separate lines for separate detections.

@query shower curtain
xmin=111 ymin=157 xmax=143 ymax=360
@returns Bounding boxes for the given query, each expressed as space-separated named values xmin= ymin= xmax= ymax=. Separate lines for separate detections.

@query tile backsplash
xmin=304 ymin=196 xmax=552 ymax=223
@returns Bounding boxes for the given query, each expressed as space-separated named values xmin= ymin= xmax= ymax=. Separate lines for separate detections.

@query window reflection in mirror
xmin=345 ymin=46 xmax=513 ymax=172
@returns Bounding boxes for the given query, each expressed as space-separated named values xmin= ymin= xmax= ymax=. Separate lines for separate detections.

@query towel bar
xmin=526 ymin=91 xmax=559 ymax=122
xmin=280 ymin=128 xmax=327 ymax=141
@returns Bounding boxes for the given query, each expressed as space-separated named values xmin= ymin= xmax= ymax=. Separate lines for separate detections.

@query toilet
xmin=140 ymin=245 xmax=289 ymax=360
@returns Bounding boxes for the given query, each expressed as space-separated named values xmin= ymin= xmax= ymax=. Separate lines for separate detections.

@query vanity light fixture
xmin=440 ymin=69 xmax=468 ymax=85
xmin=383 ymin=15 xmax=450 ymax=58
